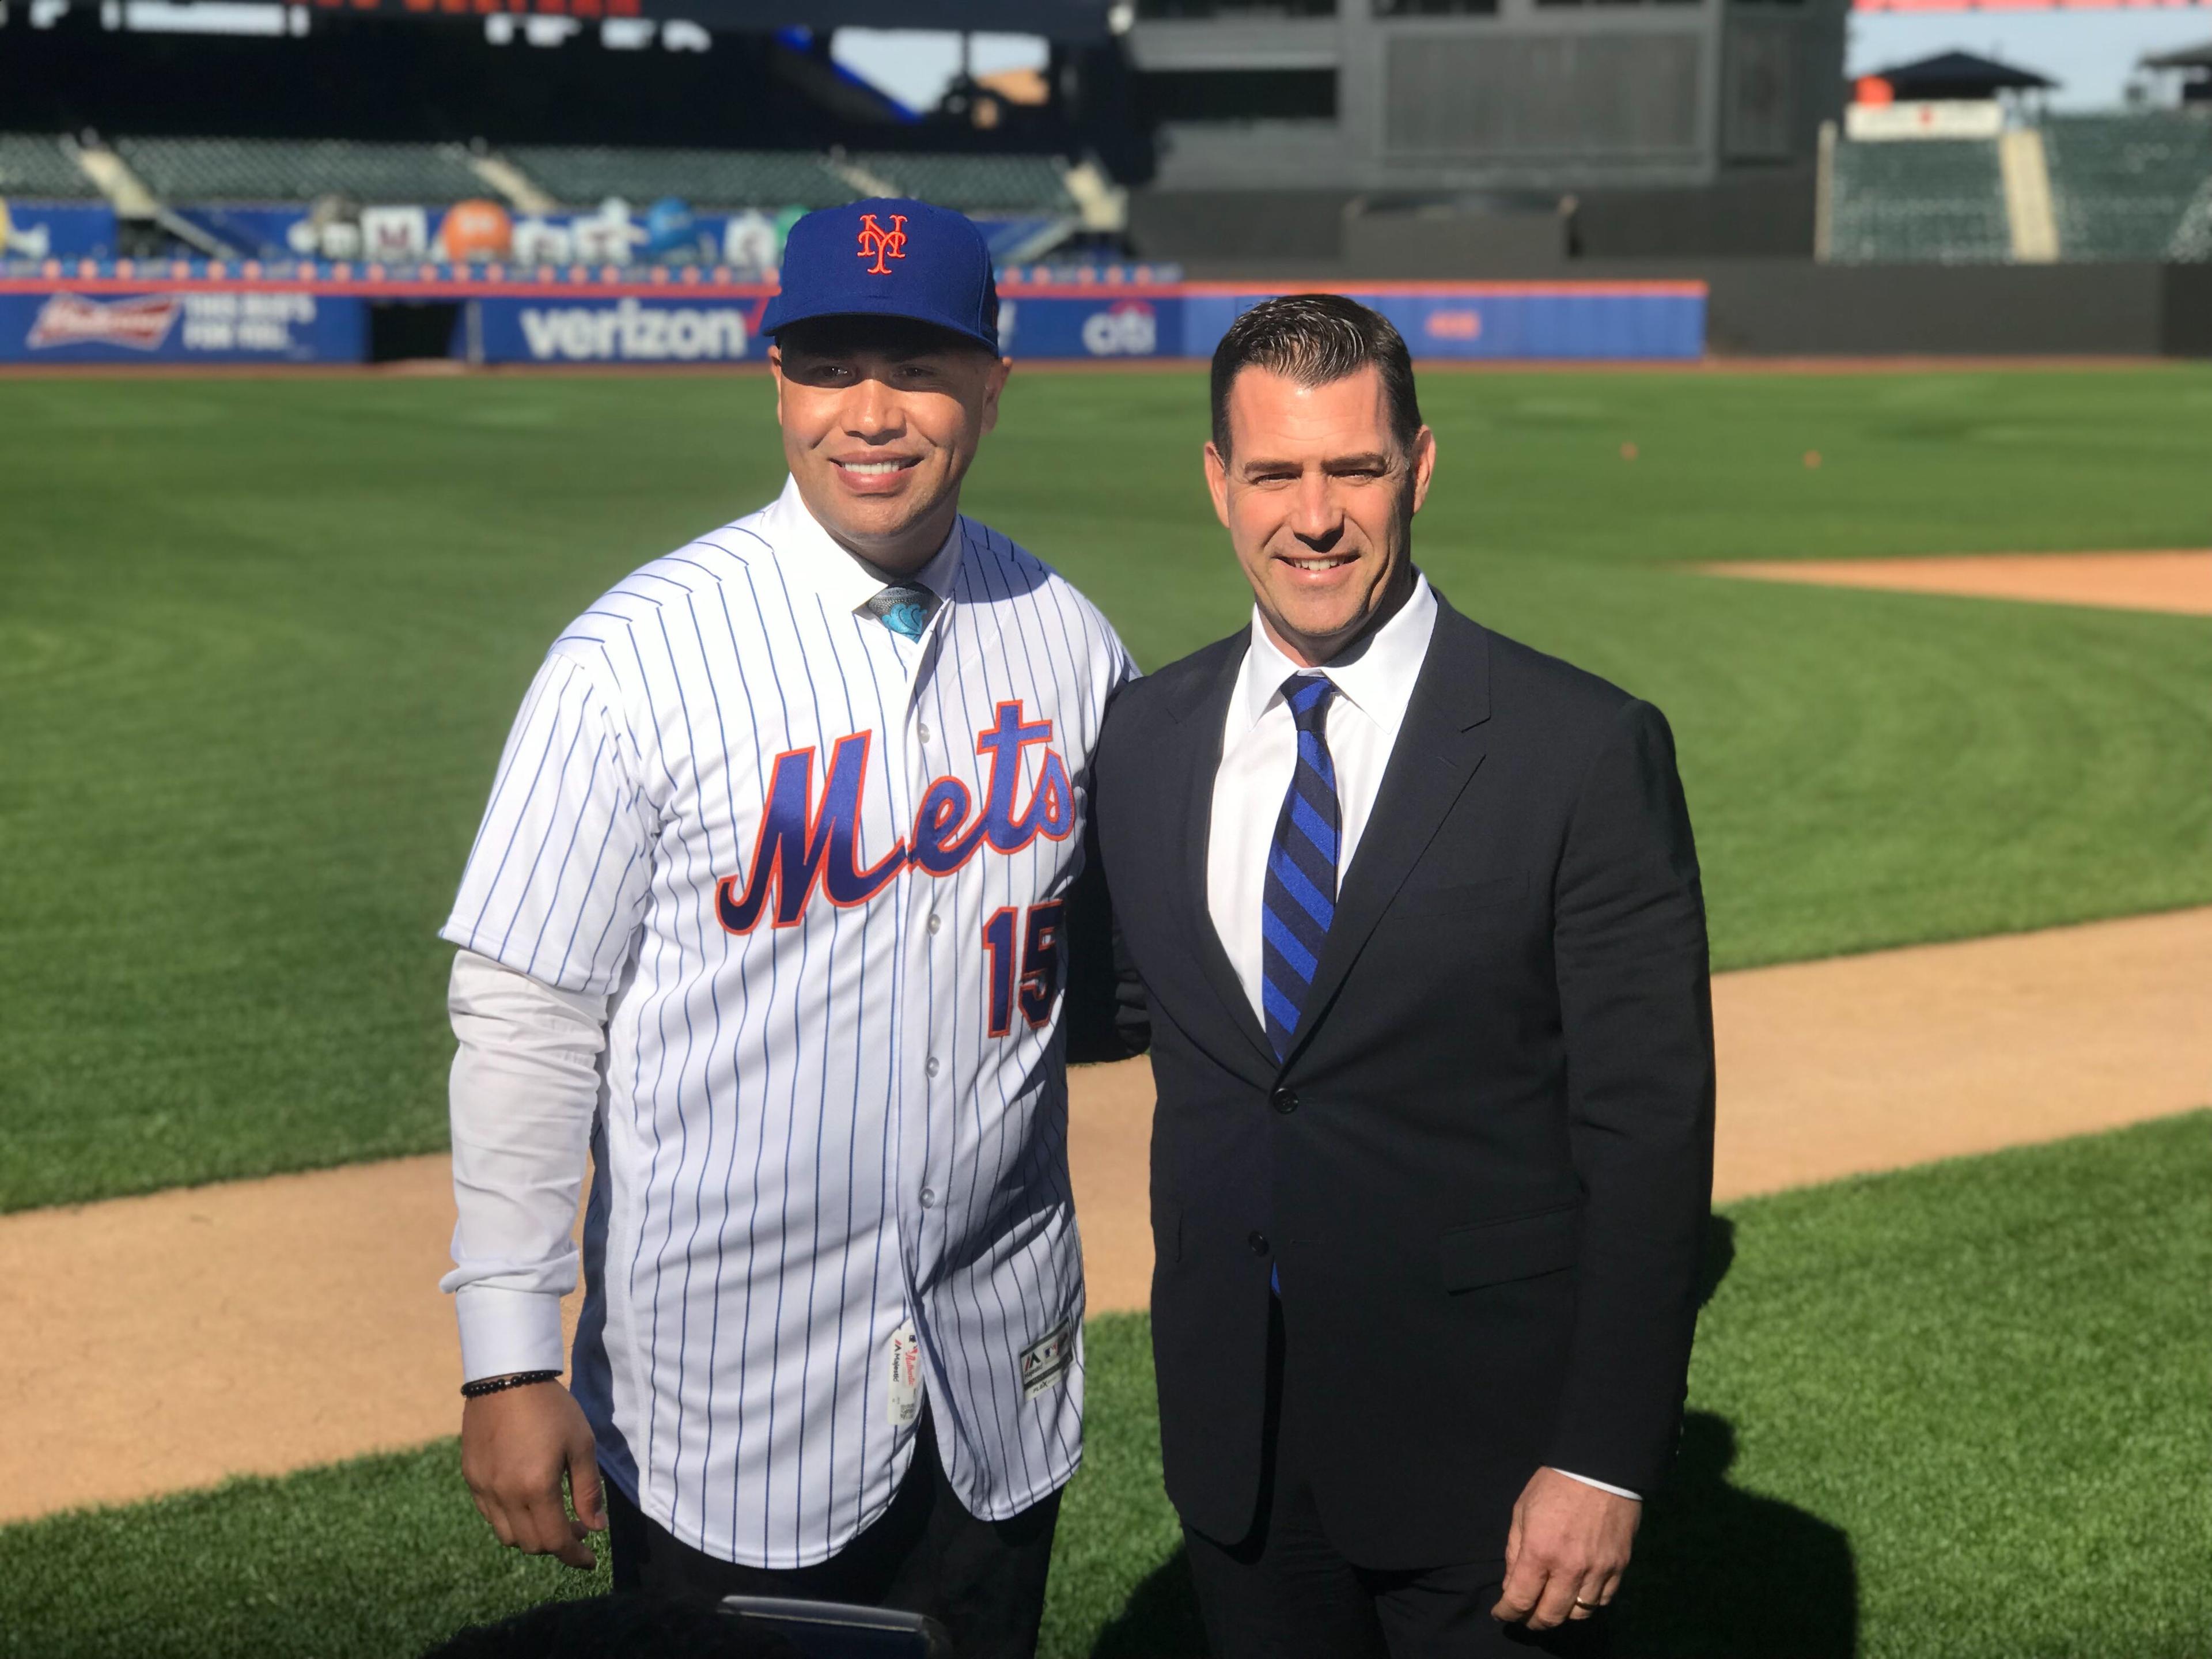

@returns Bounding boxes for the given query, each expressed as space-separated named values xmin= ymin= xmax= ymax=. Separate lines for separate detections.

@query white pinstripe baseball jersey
xmin=441 ymin=476 xmax=1135 ymax=1568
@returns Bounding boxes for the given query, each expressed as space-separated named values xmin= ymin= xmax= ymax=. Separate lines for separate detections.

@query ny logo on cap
xmin=856 ymin=213 xmax=908 ymax=275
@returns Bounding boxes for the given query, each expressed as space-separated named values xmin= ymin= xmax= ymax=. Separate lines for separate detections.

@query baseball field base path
xmin=6 ymin=904 xmax=2211 ymax=1526
xmin=1704 ymin=550 xmax=2212 ymax=616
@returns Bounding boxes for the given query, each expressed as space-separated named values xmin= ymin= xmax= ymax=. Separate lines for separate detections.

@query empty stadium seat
xmin=0 ymin=133 xmax=100 ymax=199
xmin=501 ymin=146 xmax=855 ymax=211
xmin=1828 ymin=137 xmax=2010 ymax=264
xmin=2040 ymin=113 xmax=2212 ymax=262
xmin=846 ymin=153 xmax=1074 ymax=214
xmin=112 ymin=137 xmax=486 ymax=203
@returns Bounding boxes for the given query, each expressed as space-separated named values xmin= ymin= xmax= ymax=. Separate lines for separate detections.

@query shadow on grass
xmin=1083 ymin=1219 xmax=1857 ymax=1659
xmin=1612 ymin=1216 xmax=1857 ymax=1657
xmin=1089 ymin=1544 xmax=1207 ymax=1658
xmin=1611 ymin=1410 xmax=1857 ymax=1657
xmin=1090 ymin=1418 xmax=1856 ymax=1659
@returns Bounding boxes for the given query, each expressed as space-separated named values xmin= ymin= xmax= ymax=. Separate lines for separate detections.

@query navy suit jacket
xmin=1085 ymin=591 xmax=1715 ymax=1567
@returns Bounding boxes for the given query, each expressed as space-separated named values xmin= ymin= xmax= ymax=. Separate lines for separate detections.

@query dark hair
xmin=1209 ymin=294 xmax=1422 ymax=459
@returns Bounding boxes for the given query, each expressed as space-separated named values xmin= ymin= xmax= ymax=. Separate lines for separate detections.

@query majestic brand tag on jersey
xmin=1019 ymin=1322 xmax=1073 ymax=1400
xmin=887 ymin=1321 xmax=923 ymax=1426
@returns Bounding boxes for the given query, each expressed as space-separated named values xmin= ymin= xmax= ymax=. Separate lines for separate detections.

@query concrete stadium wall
xmin=1688 ymin=261 xmax=2176 ymax=357
xmin=2162 ymin=263 xmax=2212 ymax=358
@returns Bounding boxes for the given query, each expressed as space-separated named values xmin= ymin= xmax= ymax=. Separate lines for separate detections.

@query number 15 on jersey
xmin=982 ymin=901 xmax=1065 ymax=1038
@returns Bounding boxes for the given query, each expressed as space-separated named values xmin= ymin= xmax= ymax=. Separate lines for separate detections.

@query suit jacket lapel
xmin=1165 ymin=640 xmax=1280 ymax=1084
xmin=1286 ymin=599 xmax=1493 ymax=1068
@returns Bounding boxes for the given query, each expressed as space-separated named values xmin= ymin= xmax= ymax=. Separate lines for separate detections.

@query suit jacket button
xmin=1247 ymin=1231 xmax=1270 ymax=1256
xmin=1270 ymin=1085 xmax=1298 ymax=1114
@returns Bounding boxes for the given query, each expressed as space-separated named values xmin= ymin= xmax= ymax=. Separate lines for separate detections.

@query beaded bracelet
xmin=460 ymin=1370 xmax=561 ymax=1399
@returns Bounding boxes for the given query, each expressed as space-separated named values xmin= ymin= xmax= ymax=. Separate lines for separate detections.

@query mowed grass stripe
xmin=3 ymin=1115 xmax=2205 ymax=1659
xmin=5 ymin=369 xmax=2211 ymax=1212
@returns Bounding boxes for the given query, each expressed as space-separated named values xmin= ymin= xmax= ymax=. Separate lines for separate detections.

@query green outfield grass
xmin=4 ymin=1114 xmax=2205 ymax=1659
xmin=4 ymin=368 xmax=2211 ymax=1211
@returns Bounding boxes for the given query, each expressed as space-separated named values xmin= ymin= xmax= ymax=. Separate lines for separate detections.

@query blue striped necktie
xmin=1262 ymin=672 xmax=1340 ymax=1059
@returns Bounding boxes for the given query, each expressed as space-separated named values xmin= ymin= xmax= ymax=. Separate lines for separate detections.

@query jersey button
xmin=1247 ymin=1230 xmax=1270 ymax=1256
xmin=926 ymin=913 xmax=942 ymax=936
xmin=917 ymin=721 xmax=933 ymax=745
xmin=1270 ymin=1085 xmax=1299 ymax=1114
xmin=920 ymin=1187 xmax=937 ymax=1209
xmin=926 ymin=1056 xmax=941 ymax=1079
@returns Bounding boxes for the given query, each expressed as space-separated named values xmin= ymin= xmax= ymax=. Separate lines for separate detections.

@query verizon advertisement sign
xmin=475 ymin=296 xmax=759 ymax=363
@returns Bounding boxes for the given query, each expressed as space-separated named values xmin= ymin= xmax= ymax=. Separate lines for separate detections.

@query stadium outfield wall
xmin=0 ymin=264 xmax=1707 ymax=366
xmin=6 ymin=260 xmax=2198 ymax=363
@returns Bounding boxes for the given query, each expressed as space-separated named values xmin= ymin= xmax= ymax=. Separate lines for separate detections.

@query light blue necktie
xmin=862 ymin=582 xmax=939 ymax=642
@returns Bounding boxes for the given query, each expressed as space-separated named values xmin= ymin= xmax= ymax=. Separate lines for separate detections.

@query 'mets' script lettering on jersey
xmin=715 ymin=699 xmax=1075 ymax=934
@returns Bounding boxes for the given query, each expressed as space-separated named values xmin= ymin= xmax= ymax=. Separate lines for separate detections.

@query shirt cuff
xmin=454 ymin=1285 xmax=569 ymax=1382
xmin=1554 ymin=1468 xmax=1642 ymax=1502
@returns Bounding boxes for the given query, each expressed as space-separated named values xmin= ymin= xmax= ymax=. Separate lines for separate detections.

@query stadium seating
xmin=2040 ymin=113 xmax=2212 ymax=262
xmin=0 ymin=132 xmax=99 ymax=198
xmin=500 ymin=146 xmax=1077 ymax=217
xmin=1827 ymin=137 xmax=2010 ymax=264
xmin=112 ymin=137 xmax=487 ymax=204
xmin=501 ymin=146 xmax=855 ymax=210
xmin=846 ymin=153 xmax=1075 ymax=214
xmin=9 ymin=129 xmax=1081 ymax=229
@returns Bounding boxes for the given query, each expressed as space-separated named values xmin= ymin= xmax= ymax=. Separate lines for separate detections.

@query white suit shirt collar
xmin=1232 ymin=573 xmax=1438 ymax=738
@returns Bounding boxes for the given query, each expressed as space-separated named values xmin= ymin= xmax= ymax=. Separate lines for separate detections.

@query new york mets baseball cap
xmin=759 ymin=198 xmax=1000 ymax=355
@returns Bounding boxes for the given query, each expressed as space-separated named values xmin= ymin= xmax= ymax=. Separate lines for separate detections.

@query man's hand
xmin=460 ymin=1380 xmax=605 ymax=1570
xmin=1492 ymin=1467 xmax=1640 ymax=1631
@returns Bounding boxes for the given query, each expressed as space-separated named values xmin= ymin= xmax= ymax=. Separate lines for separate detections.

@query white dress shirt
xmin=1201 ymin=571 xmax=1638 ymax=1505
xmin=1206 ymin=575 xmax=1439 ymax=1017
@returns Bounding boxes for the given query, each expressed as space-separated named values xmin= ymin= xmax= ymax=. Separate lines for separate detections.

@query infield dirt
xmin=6 ymin=904 xmax=2210 ymax=1525
xmin=1705 ymin=550 xmax=2212 ymax=616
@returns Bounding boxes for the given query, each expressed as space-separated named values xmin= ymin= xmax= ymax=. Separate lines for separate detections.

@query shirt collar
xmin=759 ymin=474 xmax=965 ymax=618
xmin=1232 ymin=573 xmax=1439 ymax=737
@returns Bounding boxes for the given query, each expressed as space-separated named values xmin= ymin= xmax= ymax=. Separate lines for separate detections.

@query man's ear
xmin=1407 ymin=425 xmax=1437 ymax=517
xmin=978 ymin=354 xmax=1013 ymax=437
xmin=1203 ymin=440 xmax=1232 ymax=530
xmin=768 ymin=343 xmax=785 ymax=425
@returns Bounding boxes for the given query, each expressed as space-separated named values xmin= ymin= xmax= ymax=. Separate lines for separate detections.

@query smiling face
xmin=771 ymin=316 xmax=1012 ymax=574
xmin=1204 ymin=363 xmax=1436 ymax=668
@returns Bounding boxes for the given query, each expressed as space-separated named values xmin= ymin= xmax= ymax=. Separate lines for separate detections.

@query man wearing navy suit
xmin=1090 ymin=296 xmax=1715 ymax=1657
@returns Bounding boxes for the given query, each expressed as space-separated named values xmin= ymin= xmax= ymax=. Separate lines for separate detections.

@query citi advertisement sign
xmin=1080 ymin=300 xmax=1158 ymax=357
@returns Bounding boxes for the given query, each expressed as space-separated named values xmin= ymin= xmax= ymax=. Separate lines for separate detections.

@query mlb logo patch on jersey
xmin=1020 ymin=1322 xmax=1073 ymax=1400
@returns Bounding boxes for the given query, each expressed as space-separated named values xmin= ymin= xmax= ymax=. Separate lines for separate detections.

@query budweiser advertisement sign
xmin=26 ymin=292 xmax=182 ymax=351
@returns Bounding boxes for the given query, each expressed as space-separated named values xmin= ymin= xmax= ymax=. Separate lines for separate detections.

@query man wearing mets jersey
xmin=438 ymin=199 xmax=1136 ymax=1656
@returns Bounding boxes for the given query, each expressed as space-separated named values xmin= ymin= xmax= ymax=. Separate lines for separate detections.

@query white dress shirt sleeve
xmin=1555 ymin=1468 xmax=1641 ymax=1502
xmin=438 ymin=948 xmax=609 ymax=1381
